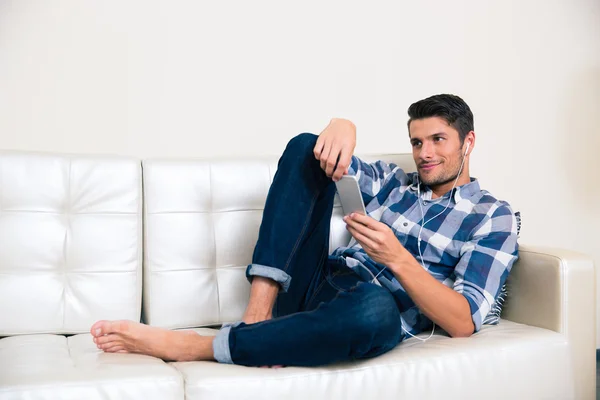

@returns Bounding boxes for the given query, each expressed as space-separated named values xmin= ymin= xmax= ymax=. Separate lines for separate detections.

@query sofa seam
xmin=141 ymin=161 xmax=153 ymax=325
xmin=61 ymin=158 xmax=72 ymax=330
xmin=208 ymin=163 xmax=221 ymax=324
xmin=137 ymin=159 xmax=144 ymax=324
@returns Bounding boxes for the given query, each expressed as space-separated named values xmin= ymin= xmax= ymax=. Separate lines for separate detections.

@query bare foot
xmin=90 ymin=320 xmax=214 ymax=362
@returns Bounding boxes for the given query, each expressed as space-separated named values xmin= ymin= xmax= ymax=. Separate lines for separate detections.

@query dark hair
xmin=407 ymin=94 xmax=474 ymax=144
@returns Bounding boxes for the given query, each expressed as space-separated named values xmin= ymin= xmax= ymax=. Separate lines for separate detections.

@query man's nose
xmin=419 ymin=142 xmax=435 ymax=160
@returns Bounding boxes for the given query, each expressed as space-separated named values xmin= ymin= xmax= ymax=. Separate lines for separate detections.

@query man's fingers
xmin=349 ymin=213 xmax=384 ymax=230
xmin=319 ymin=140 xmax=332 ymax=172
xmin=346 ymin=217 xmax=378 ymax=241
xmin=313 ymin=136 xmax=324 ymax=160
xmin=325 ymin=142 xmax=342 ymax=178
xmin=347 ymin=225 xmax=377 ymax=250
xmin=332 ymin=146 xmax=351 ymax=181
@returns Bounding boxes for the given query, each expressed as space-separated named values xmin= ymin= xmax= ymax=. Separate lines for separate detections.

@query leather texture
xmin=173 ymin=320 xmax=573 ymax=400
xmin=0 ymin=333 xmax=183 ymax=399
xmin=503 ymin=245 xmax=597 ymax=400
xmin=142 ymin=158 xmax=277 ymax=329
xmin=0 ymin=151 xmax=143 ymax=335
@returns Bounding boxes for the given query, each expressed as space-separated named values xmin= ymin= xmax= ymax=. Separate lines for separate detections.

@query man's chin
xmin=417 ymin=171 xmax=437 ymax=186
xmin=418 ymin=173 xmax=457 ymax=188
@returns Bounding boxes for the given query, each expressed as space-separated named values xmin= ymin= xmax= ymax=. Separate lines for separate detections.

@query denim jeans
xmin=212 ymin=133 xmax=404 ymax=367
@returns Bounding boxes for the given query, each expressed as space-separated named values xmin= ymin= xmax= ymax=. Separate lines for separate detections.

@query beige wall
xmin=1 ymin=0 xmax=599 ymax=343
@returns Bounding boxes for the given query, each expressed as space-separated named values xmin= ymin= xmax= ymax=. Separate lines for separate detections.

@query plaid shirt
xmin=330 ymin=156 xmax=519 ymax=336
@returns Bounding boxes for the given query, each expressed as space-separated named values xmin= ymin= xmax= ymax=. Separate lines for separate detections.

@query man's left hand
xmin=343 ymin=213 xmax=408 ymax=271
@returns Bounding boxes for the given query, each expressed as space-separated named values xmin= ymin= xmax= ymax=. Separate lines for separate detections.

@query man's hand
xmin=343 ymin=212 xmax=408 ymax=271
xmin=313 ymin=118 xmax=356 ymax=182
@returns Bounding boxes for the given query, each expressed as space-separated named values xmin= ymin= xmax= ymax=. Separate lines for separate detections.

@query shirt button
xmin=403 ymin=222 xmax=408 ymax=227
xmin=423 ymin=200 xmax=428 ymax=205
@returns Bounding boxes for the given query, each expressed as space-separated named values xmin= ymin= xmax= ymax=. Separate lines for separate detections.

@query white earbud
xmin=464 ymin=141 xmax=470 ymax=156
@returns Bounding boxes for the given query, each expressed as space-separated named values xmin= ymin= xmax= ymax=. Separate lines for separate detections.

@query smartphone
xmin=335 ymin=175 xmax=367 ymax=216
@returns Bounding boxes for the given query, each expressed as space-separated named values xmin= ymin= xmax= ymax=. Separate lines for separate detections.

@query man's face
xmin=408 ymin=117 xmax=465 ymax=188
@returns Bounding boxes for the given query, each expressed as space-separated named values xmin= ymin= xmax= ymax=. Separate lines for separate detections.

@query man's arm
xmin=345 ymin=213 xmax=475 ymax=337
xmin=447 ymin=204 xmax=519 ymax=333
xmin=388 ymin=252 xmax=476 ymax=337
xmin=344 ymin=204 xmax=518 ymax=337
xmin=313 ymin=118 xmax=407 ymax=204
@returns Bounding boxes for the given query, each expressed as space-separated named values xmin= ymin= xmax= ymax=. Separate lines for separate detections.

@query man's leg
xmin=242 ymin=132 xmax=337 ymax=323
xmin=91 ymin=278 xmax=404 ymax=366
xmin=219 ymin=281 xmax=405 ymax=367
xmin=91 ymin=133 xmax=337 ymax=361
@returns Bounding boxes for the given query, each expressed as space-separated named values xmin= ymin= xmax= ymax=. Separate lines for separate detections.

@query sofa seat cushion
xmin=0 ymin=334 xmax=183 ymax=400
xmin=170 ymin=320 xmax=573 ymax=400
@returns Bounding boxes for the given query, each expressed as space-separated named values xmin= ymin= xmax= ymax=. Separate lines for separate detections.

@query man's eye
xmin=434 ymin=137 xmax=444 ymax=142
xmin=412 ymin=142 xmax=421 ymax=148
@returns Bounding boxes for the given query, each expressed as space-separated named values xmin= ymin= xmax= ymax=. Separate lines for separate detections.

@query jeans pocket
xmin=304 ymin=267 xmax=341 ymax=309
xmin=325 ymin=267 xmax=361 ymax=293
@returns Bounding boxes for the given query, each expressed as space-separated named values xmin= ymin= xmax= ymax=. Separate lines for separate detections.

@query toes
xmin=91 ymin=320 xmax=130 ymax=338
xmin=91 ymin=320 xmax=108 ymax=337
xmin=99 ymin=341 xmax=119 ymax=350
xmin=96 ymin=334 xmax=121 ymax=346
xmin=104 ymin=344 xmax=125 ymax=353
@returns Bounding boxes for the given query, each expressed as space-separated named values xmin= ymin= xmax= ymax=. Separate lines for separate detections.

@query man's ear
xmin=464 ymin=131 xmax=476 ymax=156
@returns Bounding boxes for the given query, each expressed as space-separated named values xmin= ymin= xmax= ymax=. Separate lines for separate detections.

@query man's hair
xmin=407 ymin=94 xmax=474 ymax=144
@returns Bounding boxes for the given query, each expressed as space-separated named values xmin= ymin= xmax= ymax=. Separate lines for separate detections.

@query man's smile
xmin=419 ymin=162 xmax=441 ymax=171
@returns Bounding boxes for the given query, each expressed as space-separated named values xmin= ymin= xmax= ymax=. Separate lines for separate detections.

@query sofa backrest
xmin=0 ymin=151 xmax=143 ymax=335
xmin=142 ymin=154 xmax=415 ymax=329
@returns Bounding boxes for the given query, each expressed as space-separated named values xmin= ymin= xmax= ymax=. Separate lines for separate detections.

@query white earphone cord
xmin=401 ymin=143 xmax=469 ymax=342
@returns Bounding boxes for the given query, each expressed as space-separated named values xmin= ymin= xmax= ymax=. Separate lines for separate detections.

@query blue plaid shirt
xmin=331 ymin=156 xmax=519 ymax=336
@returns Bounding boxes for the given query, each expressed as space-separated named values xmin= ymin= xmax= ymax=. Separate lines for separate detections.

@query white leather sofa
xmin=0 ymin=150 xmax=595 ymax=400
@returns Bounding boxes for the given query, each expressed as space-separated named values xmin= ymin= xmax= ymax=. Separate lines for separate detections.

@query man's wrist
xmin=387 ymin=257 xmax=405 ymax=276
xmin=388 ymin=251 xmax=418 ymax=276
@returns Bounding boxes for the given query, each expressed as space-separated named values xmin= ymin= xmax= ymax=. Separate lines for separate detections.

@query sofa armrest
xmin=502 ymin=245 xmax=596 ymax=400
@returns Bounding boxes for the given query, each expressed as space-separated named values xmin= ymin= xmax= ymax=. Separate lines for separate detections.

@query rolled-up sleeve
xmin=453 ymin=203 xmax=519 ymax=332
xmin=347 ymin=156 xmax=407 ymax=204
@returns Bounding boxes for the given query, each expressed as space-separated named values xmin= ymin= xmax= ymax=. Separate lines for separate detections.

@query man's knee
xmin=285 ymin=133 xmax=318 ymax=156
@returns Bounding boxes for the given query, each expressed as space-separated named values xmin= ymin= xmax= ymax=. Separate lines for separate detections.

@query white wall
xmin=1 ymin=0 xmax=599 ymax=342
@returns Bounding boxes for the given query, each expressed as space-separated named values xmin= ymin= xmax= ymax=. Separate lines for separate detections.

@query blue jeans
xmin=212 ymin=133 xmax=404 ymax=366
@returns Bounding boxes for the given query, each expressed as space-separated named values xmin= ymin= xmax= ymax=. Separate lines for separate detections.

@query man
xmin=91 ymin=94 xmax=519 ymax=367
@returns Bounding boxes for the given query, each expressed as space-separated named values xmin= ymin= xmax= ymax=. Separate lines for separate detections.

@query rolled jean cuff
xmin=246 ymin=264 xmax=292 ymax=293
xmin=213 ymin=321 xmax=242 ymax=364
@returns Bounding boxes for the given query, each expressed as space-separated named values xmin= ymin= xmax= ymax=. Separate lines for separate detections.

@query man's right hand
xmin=313 ymin=118 xmax=357 ymax=182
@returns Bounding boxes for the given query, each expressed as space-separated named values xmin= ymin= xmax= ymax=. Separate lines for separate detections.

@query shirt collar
xmin=408 ymin=173 xmax=480 ymax=202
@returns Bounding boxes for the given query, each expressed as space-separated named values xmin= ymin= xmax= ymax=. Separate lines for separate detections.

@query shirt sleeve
xmin=347 ymin=155 xmax=408 ymax=204
xmin=452 ymin=202 xmax=519 ymax=332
